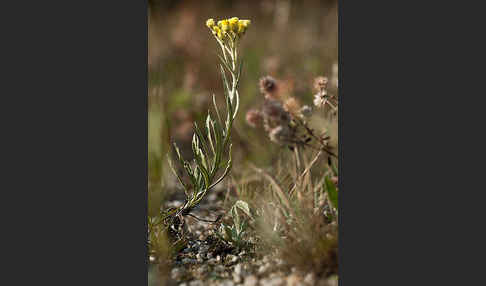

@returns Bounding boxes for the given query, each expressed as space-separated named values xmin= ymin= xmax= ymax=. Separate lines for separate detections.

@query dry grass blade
xmin=289 ymin=150 xmax=323 ymax=196
xmin=248 ymin=163 xmax=292 ymax=211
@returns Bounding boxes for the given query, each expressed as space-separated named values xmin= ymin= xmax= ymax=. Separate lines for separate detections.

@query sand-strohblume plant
xmin=154 ymin=17 xmax=251 ymax=246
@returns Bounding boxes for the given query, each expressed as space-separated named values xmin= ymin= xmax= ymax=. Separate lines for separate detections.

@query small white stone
xmin=258 ymin=263 xmax=270 ymax=275
xmin=189 ymin=280 xmax=203 ymax=286
xmin=182 ymin=258 xmax=197 ymax=264
xmin=220 ymin=280 xmax=235 ymax=286
xmin=259 ymin=277 xmax=284 ymax=286
xmin=234 ymin=264 xmax=243 ymax=275
xmin=244 ymin=275 xmax=258 ymax=286
xmin=233 ymin=272 xmax=242 ymax=283
xmin=171 ymin=267 xmax=185 ymax=280
xmin=227 ymin=254 xmax=238 ymax=264
xmin=303 ymin=273 xmax=316 ymax=285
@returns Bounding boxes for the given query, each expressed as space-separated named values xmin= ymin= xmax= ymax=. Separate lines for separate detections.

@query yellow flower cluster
xmin=206 ymin=17 xmax=251 ymax=40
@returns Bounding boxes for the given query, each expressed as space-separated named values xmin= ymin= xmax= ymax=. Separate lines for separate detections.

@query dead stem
xmin=289 ymin=150 xmax=323 ymax=197
xmin=248 ymin=163 xmax=292 ymax=211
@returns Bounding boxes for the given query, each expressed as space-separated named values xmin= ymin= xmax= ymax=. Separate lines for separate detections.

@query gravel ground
xmin=149 ymin=187 xmax=338 ymax=286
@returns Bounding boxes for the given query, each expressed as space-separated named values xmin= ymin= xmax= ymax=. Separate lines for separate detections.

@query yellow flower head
xmin=241 ymin=19 xmax=251 ymax=28
xmin=228 ymin=17 xmax=239 ymax=32
xmin=237 ymin=19 xmax=251 ymax=35
xmin=206 ymin=18 xmax=215 ymax=28
xmin=212 ymin=26 xmax=225 ymax=40
xmin=218 ymin=19 xmax=230 ymax=32
xmin=207 ymin=18 xmax=250 ymax=40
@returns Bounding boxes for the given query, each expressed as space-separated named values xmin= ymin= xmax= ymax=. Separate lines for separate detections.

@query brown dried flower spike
xmin=314 ymin=76 xmax=329 ymax=92
xmin=259 ymin=76 xmax=278 ymax=98
xmin=246 ymin=109 xmax=263 ymax=128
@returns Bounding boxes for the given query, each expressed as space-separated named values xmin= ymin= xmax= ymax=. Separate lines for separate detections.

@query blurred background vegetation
xmin=148 ymin=1 xmax=338 ymax=283
xmin=148 ymin=0 xmax=338 ymax=222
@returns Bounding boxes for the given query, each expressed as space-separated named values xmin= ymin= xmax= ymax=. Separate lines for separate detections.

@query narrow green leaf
xmin=206 ymin=114 xmax=215 ymax=155
xmin=324 ymin=176 xmax=339 ymax=210
xmin=212 ymin=94 xmax=223 ymax=126
xmin=167 ymin=154 xmax=189 ymax=196
xmin=194 ymin=122 xmax=210 ymax=159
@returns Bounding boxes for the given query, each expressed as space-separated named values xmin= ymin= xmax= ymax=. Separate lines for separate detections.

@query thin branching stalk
xmin=162 ymin=18 xmax=251 ymax=232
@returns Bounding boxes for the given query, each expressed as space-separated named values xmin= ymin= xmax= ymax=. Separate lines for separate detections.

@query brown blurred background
xmin=148 ymin=0 xmax=338 ymax=205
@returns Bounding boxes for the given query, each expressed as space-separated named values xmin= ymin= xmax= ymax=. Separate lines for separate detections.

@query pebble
xmin=303 ymin=273 xmax=316 ymax=285
xmin=326 ymin=277 xmax=338 ymax=286
xmin=275 ymin=258 xmax=285 ymax=266
xmin=233 ymin=272 xmax=242 ymax=284
xmin=207 ymin=193 xmax=218 ymax=202
xmin=182 ymin=258 xmax=197 ymax=264
xmin=171 ymin=267 xmax=185 ymax=280
xmin=257 ymin=263 xmax=270 ymax=275
xmin=234 ymin=264 xmax=243 ymax=276
xmin=189 ymin=280 xmax=203 ymax=286
xmin=214 ymin=265 xmax=225 ymax=273
xmin=199 ymin=245 xmax=209 ymax=253
xmin=259 ymin=277 xmax=284 ymax=286
xmin=286 ymin=274 xmax=305 ymax=286
xmin=262 ymin=255 xmax=270 ymax=264
xmin=219 ymin=280 xmax=235 ymax=286
xmin=197 ymin=265 xmax=209 ymax=276
xmin=226 ymin=254 xmax=238 ymax=264
xmin=243 ymin=275 xmax=259 ymax=286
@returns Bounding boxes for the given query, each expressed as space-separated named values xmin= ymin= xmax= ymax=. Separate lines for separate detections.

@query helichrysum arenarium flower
xmin=228 ymin=17 xmax=239 ymax=32
xmin=238 ymin=19 xmax=251 ymax=35
xmin=206 ymin=18 xmax=215 ymax=28
xmin=207 ymin=17 xmax=251 ymax=40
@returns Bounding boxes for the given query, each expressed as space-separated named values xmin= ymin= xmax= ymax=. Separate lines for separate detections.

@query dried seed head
xmin=263 ymin=99 xmax=289 ymax=122
xmin=269 ymin=125 xmax=290 ymax=144
xmin=284 ymin=97 xmax=301 ymax=117
xmin=313 ymin=76 xmax=329 ymax=92
xmin=313 ymin=93 xmax=325 ymax=108
xmin=259 ymin=76 xmax=278 ymax=97
xmin=300 ymin=105 xmax=312 ymax=117
xmin=262 ymin=99 xmax=291 ymax=134
xmin=246 ymin=109 xmax=263 ymax=128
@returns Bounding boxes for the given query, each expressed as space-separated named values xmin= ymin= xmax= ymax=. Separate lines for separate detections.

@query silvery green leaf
xmin=231 ymin=206 xmax=240 ymax=233
xmin=234 ymin=200 xmax=252 ymax=220
xmin=212 ymin=94 xmax=223 ymax=126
